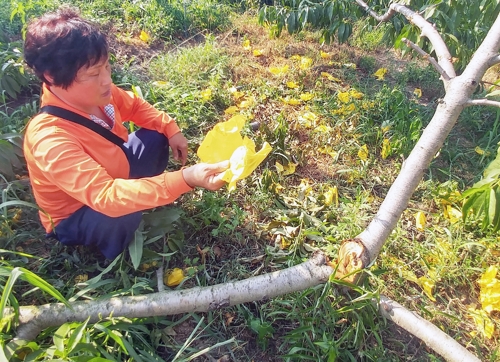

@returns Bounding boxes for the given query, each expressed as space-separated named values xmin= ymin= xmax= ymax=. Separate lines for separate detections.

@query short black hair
xmin=24 ymin=6 xmax=108 ymax=89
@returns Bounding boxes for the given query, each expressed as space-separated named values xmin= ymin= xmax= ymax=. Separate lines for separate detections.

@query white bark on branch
xmin=335 ymin=5 xmax=500 ymax=362
xmin=354 ymin=0 xmax=396 ymax=22
xmin=12 ymin=252 xmax=333 ymax=341
xmin=355 ymin=0 xmax=456 ymax=82
xmin=357 ymin=10 xmax=500 ymax=264
xmin=402 ymin=37 xmax=451 ymax=81
xmin=377 ymin=296 xmax=481 ymax=362
xmin=466 ymin=99 xmax=500 ymax=109
xmin=7 ymin=5 xmax=500 ymax=362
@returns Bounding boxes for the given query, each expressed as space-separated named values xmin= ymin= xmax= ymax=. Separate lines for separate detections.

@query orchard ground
xmin=2 ymin=8 xmax=500 ymax=362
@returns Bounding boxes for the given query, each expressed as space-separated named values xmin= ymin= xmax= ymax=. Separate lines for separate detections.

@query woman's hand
xmin=169 ymin=132 xmax=188 ymax=166
xmin=182 ymin=161 xmax=230 ymax=191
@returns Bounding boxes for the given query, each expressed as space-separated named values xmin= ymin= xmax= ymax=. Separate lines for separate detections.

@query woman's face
xmin=63 ymin=57 xmax=112 ymax=110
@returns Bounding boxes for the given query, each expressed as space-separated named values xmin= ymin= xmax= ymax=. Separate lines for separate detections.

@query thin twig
xmin=488 ymin=54 xmax=500 ymax=67
xmin=355 ymin=1 xmax=456 ymax=80
xmin=466 ymin=99 xmax=500 ymax=109
xmin=483 ymin=80 xmax=500 ymax=88
xmin=354 ymin=0 xmax=396 ymax=22
xmin=237 ymin=255 xmax=265 ymax=263
xmin=145 ymin=29 xmax=208 ymax=66
xmin=203 ymin=266 xmax=213 ymax=281
xmin=402 ymin=38 xmax=451 ymax=81
xmin=157 ymin=263 xmax=165 ymax=292
xmin=156 ymin=235 xmax=168 ymax=292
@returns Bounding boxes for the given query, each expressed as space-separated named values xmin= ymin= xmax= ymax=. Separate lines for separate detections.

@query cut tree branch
xmin=353 ymin=4 xmax=500 ymax=267
xmin=6 ymin=5 xmax=500 ymax=362
xmin=466 ymin=99 xmax=500 ymax=109
xmin=402 ymin=37 xmax=451 ymax=81
xmin=338 ymin=10 xmax=500 ymax=362
xmin=12 ymin=252 xmax=333 ymax=341
xmin=377 ymin=295 xmax=481 ymax=362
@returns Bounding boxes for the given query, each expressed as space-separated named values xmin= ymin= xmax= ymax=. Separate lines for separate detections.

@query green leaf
xmin=0 ymin=200 xmax=39 ymax=212
xmin=17 ymin=267 xmax=70 ymax=307
xmin=93 ymin=324 xmax=127 ymax=352
xmin=482 ymin=148 xmax=500 ymax=179
xmin=486 ymin=90 xmax=500 ymax=98
xmin=338 ymin=22 xmax=346 ymax=43
xmin=339 ymin=23 xmax=352 ymax=43
xmin=142 ymin=207 xmax=182 ymax=226
xmin=287 ymin=11 xmax=297 ymax=34
xmin=143 ymin=207 xmax=182 ymax=238
xmin=88 ymin=357 xmax=115 ymax=362
xmin=0 ymin=75 xmax=18 ymax=99
xmin=462 ymin=193 xmax=480 ymax=222
xmin=309 ymin=6 xmax=318 ymax=25
xmin=66 ymin=317 xmax=90 ymax=354
xmin=488 ymin=188 xmax=497 ymax=228
xmin=0 ymin=266 xmax=70 ymax=333
xmin=392 ymin=16 xmax=402 ymax=34
xmin=461 ymin=183 xmax=491 ymax=199
xmin=68 ymin=279 xmax=117 ymax=303
xmin=121 ymin=338 xmax=143 ymax=362
xmin=128 ymin=226 xmax=145 ymax=270
xmin=167 ymin=230 xmax=185 ymax=252
xmin=0 ymin=141 xmax=16 ymax=178
xmin=54 ymin=323 xmax=72 ymax=353
xmin=3 ymin=74 xmax=21 ymax=93
xmin=465 ymin=187 xmax=488 ymax=225
xmin=493 ymin=188 xmax=500 ymax=231
xmin=84 ymin=254 xmax=120 ymax=285
xmin=326 ymin=2 xmax=334 ymax=21
xmin=472 ymin=191 xmax=488 ymax=217
xmin=45 ymin=345 xmax=57 ymax=360
xmin=327 ymin=348 xmax=337 ymax=362
xmin=482 ymin=188 xmax=491 ymax=229
xmin=4 ymin=339 xmax=33 ymax=360
xmin=0 ymin=268 xmax=22 ymax=326
xmin=70 ymin=342 xmax=100 ymax=356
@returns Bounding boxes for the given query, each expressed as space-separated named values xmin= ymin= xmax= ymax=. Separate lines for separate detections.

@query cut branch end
xmin=332 ymin=238 xmax=370 ymax=284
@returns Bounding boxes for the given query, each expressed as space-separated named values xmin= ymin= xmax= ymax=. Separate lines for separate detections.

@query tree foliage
xmin=462 ymin=139 xmax=500 ymax=232
xmin=259 ymin=0 xmax=500 ymax=69
xmin=0 ymin=41 xmax=30 ymax=101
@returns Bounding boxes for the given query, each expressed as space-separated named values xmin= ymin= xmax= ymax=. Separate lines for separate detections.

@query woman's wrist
xmin=181 ymin=166 xmax=195 ymax=188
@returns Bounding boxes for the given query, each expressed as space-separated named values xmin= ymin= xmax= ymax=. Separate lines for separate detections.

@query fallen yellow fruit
xmin=197 ymin=115 xmax=272 ymax=191
xmin=164 ymin=268 xmax=185 ymax=287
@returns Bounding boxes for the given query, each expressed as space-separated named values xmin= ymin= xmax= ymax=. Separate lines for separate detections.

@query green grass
xmin=0 ymin=4 xmax=499 ymax=362
xmin=350 ymin=20 xmax=389 ymax=51
xmin=146 ymin=37 xmax=232 ymax=138
xmin=70 ymin=0 xmax=234 ymax=43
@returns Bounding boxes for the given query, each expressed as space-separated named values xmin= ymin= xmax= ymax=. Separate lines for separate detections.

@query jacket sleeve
xmin=112 ymin=84 xmax=182 ymax=138
xmin=30 ymin=129 xmax=192 ymax=217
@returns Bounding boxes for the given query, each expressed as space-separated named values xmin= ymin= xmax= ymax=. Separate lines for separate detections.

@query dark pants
xmin=49 ymin=129 xmax=170 ymax=259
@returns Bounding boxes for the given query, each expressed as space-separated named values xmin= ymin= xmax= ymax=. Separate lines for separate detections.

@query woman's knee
xmin=54 ymin=207 xmax=143 ymax=259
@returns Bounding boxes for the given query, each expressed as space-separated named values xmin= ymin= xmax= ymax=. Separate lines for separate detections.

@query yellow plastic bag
xmin=197 ymin=115 xmax=272 ymax=191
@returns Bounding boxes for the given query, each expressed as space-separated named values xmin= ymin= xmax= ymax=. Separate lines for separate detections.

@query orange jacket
xmin=24 ymin=83 xmax=193 ymax=232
